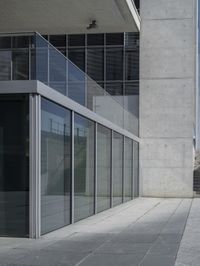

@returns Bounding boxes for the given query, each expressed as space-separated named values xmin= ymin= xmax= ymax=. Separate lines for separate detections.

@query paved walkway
xmin=0 ymin=198 xmax=199 ymax=266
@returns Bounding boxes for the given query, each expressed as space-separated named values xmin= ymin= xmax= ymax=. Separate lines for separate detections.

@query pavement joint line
xmin=74 ymin=198 xmax=164 ymax=266
xmin=137 ymin=198 xmax=187 ymax=266
xmin=174 ymin=198 xmax=193 ymax=264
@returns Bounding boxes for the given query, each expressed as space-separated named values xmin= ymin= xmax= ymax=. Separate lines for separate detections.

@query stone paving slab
xmin=175 ymin=198 xmax=200 ymax=266
xmin=0 ymin=198 xmax=194 ymax=266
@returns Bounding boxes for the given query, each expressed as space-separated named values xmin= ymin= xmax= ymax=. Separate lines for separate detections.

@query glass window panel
xmin=87 ymin=34 xmax=104 ymax=46
xmin=106 ymin=48 xmax=123 ymax=80
xmin=97 ymin=125 xmax=111 ymax=213
xmin=124 ymin=137 xmax=133 ymax=202
xmin=125 ymin=81 xmax=139 ymax=95
xmin=68 ymin=48 xmax=85 ymax=72
xmin=49 ymin=48 xmax=66 ymax=82
xmin=41 ymin=98 xmax=71 ymax=234
xmin=12 ymin=36 xmax=29 ymax=48
xmin=35 ymin=36 xmax=48 ymax=82
xmin=12 ymin=50 xmax=29 ymax=80
xmin=106 ymin=82 xmax=123 ymax=95
xmin=74 ymin=114 xmax=95 ymax=222
xmin=0 ymin=94 xmax=29 ymax=237
xmin=106 ymin=33 xmax=124 ymax=45
xmin=125 ymin=33 xmax=140 ymax=49
xmin=113 ymin=132 xmax=123 ymax=206
xmin=68 ymin=61 xmax=85 ymax=105
xmin=133 ymin=141 xmax=139 ymax=197
xmin=0 ymin=37 xmax=11 ymax=49
xmin=125 ymin=49 xmax=139 ymax=80
xmin=49 ymin=35 xmax=66 ymax=48
xmin=87 ymin=48 xmax=104 ymax=81
xmin=68 ymin=34 xmax=85 ymax=47
xmin=0 ymin=51 xmax=11 ymax=81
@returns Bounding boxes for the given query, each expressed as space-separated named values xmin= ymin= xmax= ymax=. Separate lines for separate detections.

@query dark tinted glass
xmin=68 ymin=61 xmax=85 ymax=105
xmin=124 ymin=137 xmax=133 ymax=202
xmin=12 ymin=50 xmax=29 ymax=80
xmin=12 ymin=36 xmax=29 ymax=48
xmin=125 ymin=81 xmax=139 ymax=95
xmin=68 ymin=48 xmax=85 ymax=72
xmin=68 ymin=34 xmax=85 ymax=46
xmin=49 ymin=35 xmax=66 ymax=47
xmin=87 ymin=34 xmax=104 ymax=46
xmin=87 ymin=48 xmax=104 ymax=81
xmin=125 ymin=49 xmax=139 ymax=80
xmin=113 ymin=132 xmax=123 ymax=207
xmin=106 ymin=48 xmax=123 ymax=80
xmin=125 ymin=32 xmax=139 ymax=48
xmin=41 ymin=98 xmax=71 ymax=234
xmin=106 ymin=82 xmax=123 ymax=95
xmin=97 ymin=125 xmax=111 ymax=213
xmin=0 ymin=94 xmax=29 ymax=237
xmin=74 ymin=114 xmax=95 ymax=222
xmin=0 ymin=37 xmax=11 ymax=49
xmin=0 ymin=51 xmax=11 ymax=80
xmin=106 ymin=33 xmax=124 ymax=45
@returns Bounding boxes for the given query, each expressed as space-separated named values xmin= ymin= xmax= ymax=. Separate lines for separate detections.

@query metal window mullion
xmin=122 ymin=135 xmax=125 ymax=203
xmin=71 ymin=111 xmax=75 ymax=223
xmin=110 ymin=130 xmax=113 ymax=208
xmin=104 ymin=33 xmax=106 ymax=93
xmin=28 ymin=36 xmax=31 ymax=80
xmin=132 ymin=140 xmax=134 ymax=199
xmin=47 ymin=43 xmax=50 ymax=85
xmin=29 ymin=94 xmax=41 ymax=239
xmin=85 ymin=35 xmax=87 ymax=107
xmin=94 ymin=122 xmax=98 ymax=214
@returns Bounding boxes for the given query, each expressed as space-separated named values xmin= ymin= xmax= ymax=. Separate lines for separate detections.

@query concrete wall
xmin=140 ymin=0 xmax=196 ymax=197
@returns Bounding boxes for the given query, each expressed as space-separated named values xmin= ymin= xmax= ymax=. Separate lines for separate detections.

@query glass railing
xmin=0 ymin=32 xmax=138 ymax=135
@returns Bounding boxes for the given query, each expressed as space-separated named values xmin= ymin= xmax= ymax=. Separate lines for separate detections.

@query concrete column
xmin=140 ymin=0 xmax=196 ymax=197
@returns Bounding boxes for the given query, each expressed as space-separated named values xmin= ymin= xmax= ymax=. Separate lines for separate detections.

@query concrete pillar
xmin=139 ymin=0 xmax=196 ymax=197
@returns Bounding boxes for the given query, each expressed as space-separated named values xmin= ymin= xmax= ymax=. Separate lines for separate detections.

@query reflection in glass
xmin=124 ymin=137 xmax=133 ymax=202
xmin=113 ymin=132 xmax=123 ymax=206
xmin=41 ymin=98 xmax=71 ymax=234
xmin=0 ymin=95 xmax=29 ymax=237
xmin=133 ymin=141 xmax=139 ymax=197
xmin=35 ymin=36 xmax=48 ymax=82
xmin=68 ymin=61 xmax=85 ymax=105
xmin=12 ymin=50 xmax=29 ymax=80
xmin=97 ymin=125 xmax=111 ymax=212
xmin=0 ymin=51 xmax=11 ymax=81
xmin=74 ymin=114 xmax=95 ymax=222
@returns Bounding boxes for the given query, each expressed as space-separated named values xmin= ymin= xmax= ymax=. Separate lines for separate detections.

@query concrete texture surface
xmin=139 ymin=0 xmax=196 ymax=197
xmin=0 ymin=197 xmax=199 ymax=266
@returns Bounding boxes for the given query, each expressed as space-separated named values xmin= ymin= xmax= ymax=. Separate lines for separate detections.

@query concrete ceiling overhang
xmin=0 ymin=0 xmax=140 ymax=34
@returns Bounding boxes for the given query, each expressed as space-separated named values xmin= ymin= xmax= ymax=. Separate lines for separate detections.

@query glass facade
xmin=0 ymin=33 xmax=140 ymax=237
xmin=0 ymin=33 xmax=139 ymax=136
xmin=113 ymin=132 xmax=123 ymax=206
xmin=124 ymin=137 xmax=133 ymax=202
xmin=97 ymin=125 xmax=111 ymax=213
xmin=41 ymin=98 xmax=71 ymax=234
xmin=74 ymin=114 xmax=95 ymax=222
xmin=0 ymin=94 xmax=29 ymax=237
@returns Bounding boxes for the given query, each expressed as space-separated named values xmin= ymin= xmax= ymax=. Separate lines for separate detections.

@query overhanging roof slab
xmin=0 ymin=0 xmax=140 ymax=34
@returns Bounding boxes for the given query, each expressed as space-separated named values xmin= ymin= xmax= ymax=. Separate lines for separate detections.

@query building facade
xmin=0 ymin=0 xmax=198 ymax=238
